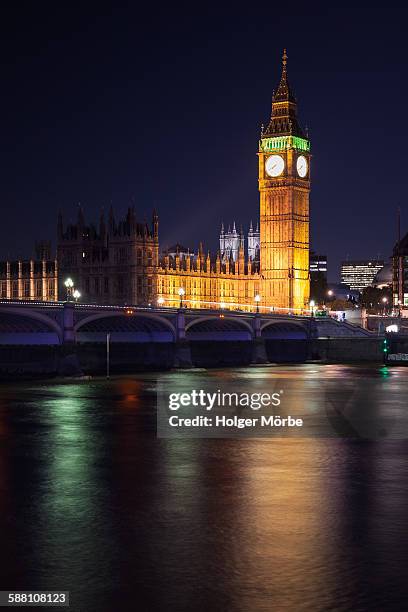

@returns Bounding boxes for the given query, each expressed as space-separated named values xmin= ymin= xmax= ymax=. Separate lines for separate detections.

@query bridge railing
xmin=0 ymin=299 xmax=313 ymax=319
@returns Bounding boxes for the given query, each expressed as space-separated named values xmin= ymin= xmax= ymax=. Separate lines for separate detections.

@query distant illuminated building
xmin=310 ymin=252 xmax=327 ymax=278
xmin=309 ymin=251 xmax=327 ymax=303
xmin=393 ymin=232 xmax=408 ymax=308
xmin=219 ymin=222 xmax=260 ymax=263
xmin=341 ymin=260 xmax=384 ymax=292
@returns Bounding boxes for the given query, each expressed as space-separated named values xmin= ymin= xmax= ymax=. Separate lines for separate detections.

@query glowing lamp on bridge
xmin=72 ymin=289 xmax=81 ymax=302
xmin=255 ymin=294 xmax=261 ymax=313
xmin=309 ymin=300 xmax=315 ymax=317
xmin=157 ymin=296 xmax=165 ymax=306
xmin=220 ymin=302 xmax=226 ymax=310
xmin=178 ymin=287 xmax=185 ymax=309
xmin=64 ymin=277 xmax=74 ymax=301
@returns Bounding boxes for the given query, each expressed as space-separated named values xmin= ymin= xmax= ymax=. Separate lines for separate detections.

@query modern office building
xmin=393 ymin=232 xmax=408 ymax=308
xmin=309 ymin=251 xmax=327 ymax=303
xmin=341 ymin=260 xmax=384 ymax=292
xmin=310 ymin=252 xmax=327 ymax=278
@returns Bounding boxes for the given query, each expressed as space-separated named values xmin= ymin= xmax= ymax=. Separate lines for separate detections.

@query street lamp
xmin=178 ymin=287 xmax=185 ymax=309
xmin=157 ymin=296 xmax=165 ymax=307
xmin=220 ymin=302 xmax=226 ymax=310
xmin=255 ymin=294 xmax=261 ymax=313
xmin=324 ymin=289 xmax=334 ymax=308
xmin=382 ymin=296 xmax=388 ymax=316
xmin=72 ymin=289 xmax=81 ymax=302
xmin=64 ymin=277 xmax=74 ymax=301
xmin=310 ymin=300 xmax=315 ymax=317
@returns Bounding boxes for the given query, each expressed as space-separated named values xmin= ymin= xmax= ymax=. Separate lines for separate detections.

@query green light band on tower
xmin=260 ymin=136 xmax=310 ymax=152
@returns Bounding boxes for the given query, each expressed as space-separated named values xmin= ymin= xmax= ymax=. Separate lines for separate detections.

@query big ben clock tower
xmin=259 ymin=50 xmax=310 ymax=311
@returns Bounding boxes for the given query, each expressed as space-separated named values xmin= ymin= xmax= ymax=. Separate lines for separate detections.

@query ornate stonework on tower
xmin=258 ymin=50 xmax=310 ymax=310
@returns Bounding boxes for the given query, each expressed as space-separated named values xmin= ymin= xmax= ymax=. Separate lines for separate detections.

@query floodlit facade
xmin=0 ymin=260 xmax=58 ymax=301
xmin=0 ymin=241 xmax=58 ymax=302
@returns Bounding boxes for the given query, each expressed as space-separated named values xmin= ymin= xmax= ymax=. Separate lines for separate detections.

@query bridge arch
xmin=75 ymin=311 xmax=176 ymax=342
xmin=0 ymin=307 xmax=62 ymax=344
xmin=261 ymin=320 xmax=308 ymax=339
xmin=186 ymin=316 xmax=253 ymax=340
xmin=261 ymin=320 xmax=308 ymax=362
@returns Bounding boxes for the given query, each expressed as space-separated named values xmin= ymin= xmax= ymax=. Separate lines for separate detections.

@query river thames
xmin=1 ymin=364 xmax=408 ymax=611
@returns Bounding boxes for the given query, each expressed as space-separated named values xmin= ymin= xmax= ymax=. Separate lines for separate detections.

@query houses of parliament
xmin=2 ymin=51 xmax=311 ymax=312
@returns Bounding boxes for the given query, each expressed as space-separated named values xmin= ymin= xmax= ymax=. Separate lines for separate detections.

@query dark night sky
xmin=1 ymin=3 xmax=407 ymax=280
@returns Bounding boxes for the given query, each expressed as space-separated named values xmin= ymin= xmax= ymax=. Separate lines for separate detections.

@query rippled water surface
xmin=1 ymin=365 xmax=408 ymax=611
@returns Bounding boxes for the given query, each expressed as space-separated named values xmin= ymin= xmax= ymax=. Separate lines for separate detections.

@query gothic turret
xmin=153 ymin=210 xmax=159 ymax=238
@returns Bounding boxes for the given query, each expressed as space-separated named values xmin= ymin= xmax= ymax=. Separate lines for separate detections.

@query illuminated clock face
xmin=296 ymin=155 xmax=308 ymax=178
xmin=265 ymin=154 xmax=285 ymax=177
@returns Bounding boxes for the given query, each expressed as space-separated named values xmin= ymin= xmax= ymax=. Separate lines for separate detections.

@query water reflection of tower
xmin=111 ymin=376 xmax=169 ymax=609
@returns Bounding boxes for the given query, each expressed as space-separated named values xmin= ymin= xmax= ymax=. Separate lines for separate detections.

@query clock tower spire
xmin=259 ymin=50 xmax=310 ymax=311
xmin=263 ymin=49 xmax=305 ymax=138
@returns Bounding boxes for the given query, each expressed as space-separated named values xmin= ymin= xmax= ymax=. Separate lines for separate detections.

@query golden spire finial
xmin=282 ymin=48 xmax=288 ymax=70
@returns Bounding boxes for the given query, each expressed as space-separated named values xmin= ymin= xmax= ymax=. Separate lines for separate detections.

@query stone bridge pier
xmin=59 ymin=302 xmax=83 ymax=376
xmin=174 ymin=309 xmax=193 ymax=368
xmin=251 ymin=313 xmax=268 ymax=364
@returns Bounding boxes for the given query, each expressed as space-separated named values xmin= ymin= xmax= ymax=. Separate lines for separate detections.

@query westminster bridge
xmin=0 ymin=300 xmax=374 ymax=374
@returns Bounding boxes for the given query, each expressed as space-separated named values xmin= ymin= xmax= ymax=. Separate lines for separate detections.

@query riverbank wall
xmin=0 ymin=336 xmax=402 ymax=378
